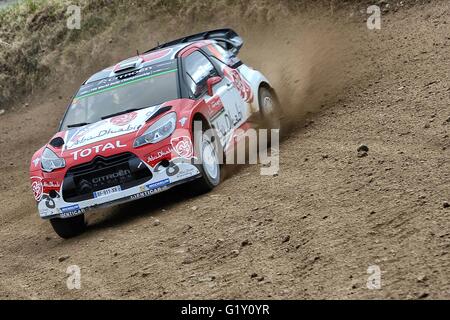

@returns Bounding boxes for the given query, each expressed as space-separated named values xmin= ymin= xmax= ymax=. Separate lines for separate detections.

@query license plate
xmin=93 ymin=186 xmax=122 ymax=198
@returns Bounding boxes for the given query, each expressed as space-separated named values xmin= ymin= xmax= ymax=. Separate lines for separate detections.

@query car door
xmin=183 ymin=50 xmax=246 ymax=148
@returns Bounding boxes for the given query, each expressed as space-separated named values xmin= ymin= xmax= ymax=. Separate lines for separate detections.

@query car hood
xmin=60 ymin=105 xmax=162 ymax=154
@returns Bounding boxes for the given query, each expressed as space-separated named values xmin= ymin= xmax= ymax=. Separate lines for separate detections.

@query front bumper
xmin=37 ymin=158 xmax=200 ymax=219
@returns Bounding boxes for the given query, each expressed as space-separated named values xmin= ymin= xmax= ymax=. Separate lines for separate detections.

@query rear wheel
xmin=259 ymin=86 xmax=281 ymax=131
xmin=259 ymin=87 xmax=282 ymax=148
xmin=190 ymin=122 xmax=221 ymax=195
xmin=50 ymin=214 xmax=86 ymax=239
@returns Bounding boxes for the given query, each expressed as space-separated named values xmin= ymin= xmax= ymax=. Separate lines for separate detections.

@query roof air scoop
xmin=114 ymin=57 xmax=144 ymax=74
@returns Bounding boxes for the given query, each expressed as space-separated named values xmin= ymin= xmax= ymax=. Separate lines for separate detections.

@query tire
xmin=50 ymin=214 xmax=86 ymax=239
xmin=258 ymin=86 xmax=281 ymax=131
xmin=190 ymin=121 xmax=222 ymax=195
xmin=258 ymin=87 xmax=282 ymax=147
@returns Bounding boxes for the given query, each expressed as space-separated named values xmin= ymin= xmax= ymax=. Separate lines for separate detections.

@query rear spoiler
xmin=144 ymin=28 xmax=244 ymax=54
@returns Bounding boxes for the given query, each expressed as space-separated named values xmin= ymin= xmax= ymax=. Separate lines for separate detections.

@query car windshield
xmin=60 ymin=68 xmax=179 ymax=130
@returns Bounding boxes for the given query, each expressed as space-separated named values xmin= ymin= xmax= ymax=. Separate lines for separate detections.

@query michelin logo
xmin=60 ymin=204 xmax=83 ymax=218
xmin=146 ymin=179 xmax=170 ymax=190
xmin=61 ymin=204 xmax=80 ymax=213
xmin=129 ymin=179 xmax=171 ymax=200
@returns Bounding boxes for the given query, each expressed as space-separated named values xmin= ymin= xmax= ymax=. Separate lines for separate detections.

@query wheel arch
xmin=192 ymin=112 xmax=211 ymax=130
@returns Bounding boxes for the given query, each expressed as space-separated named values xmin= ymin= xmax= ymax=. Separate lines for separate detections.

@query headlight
xmin=41 ymin=147 xmax=66 ymax=172
xmin=134 ymin=112 xmax=177 ymax=147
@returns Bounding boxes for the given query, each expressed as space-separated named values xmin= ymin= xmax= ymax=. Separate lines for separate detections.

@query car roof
xmin=84 ymin=42 xmax=192 ymax=85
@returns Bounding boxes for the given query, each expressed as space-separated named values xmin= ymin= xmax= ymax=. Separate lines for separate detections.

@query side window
xmin=184 ymin=51 xmax=218 ymax=97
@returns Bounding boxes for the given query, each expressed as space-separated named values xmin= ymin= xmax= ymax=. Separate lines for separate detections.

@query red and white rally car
xmin=30 ymin=29 xmax=280 ymax=238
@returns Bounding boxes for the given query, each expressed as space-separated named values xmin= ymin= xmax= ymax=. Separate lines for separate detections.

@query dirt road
xmin=0 ymin=1 xmax=449 ymax=299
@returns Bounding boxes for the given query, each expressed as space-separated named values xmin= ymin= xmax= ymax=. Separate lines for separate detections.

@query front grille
xmin=63 ymin=153 xmax=152 ymax=202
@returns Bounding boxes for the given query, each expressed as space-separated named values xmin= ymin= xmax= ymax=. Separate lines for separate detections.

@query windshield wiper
xmin=101 ymin=108 xmax=141 ymax=120
xmin=67 ymin=122 xmax=90 ymax=128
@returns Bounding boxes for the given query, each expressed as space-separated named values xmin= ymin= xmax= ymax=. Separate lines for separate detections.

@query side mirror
xmin=207 ymin=76 xmax=222 ymax=96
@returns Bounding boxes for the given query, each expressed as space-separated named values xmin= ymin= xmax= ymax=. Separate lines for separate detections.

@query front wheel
xmin=50 ymin=214 xmax=86 ymax=239
xmin=190 ymin=124 xmax=222 ymax=195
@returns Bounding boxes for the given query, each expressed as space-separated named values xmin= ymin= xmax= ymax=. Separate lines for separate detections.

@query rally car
xmin=30 ymin=29 xmax=280 ymax=238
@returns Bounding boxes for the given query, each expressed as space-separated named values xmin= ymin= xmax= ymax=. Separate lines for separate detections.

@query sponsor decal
xmin=63 ymin=107 xmax=157 ymax=151
xmin=43 ymin=181 xmax=61 ymax=188
xmin=207 ymin=96 xmax=225 ymax=118
xmin=130 ymin=187 xmax=168 ymax=200
xmin=154 ymin=160 xmax=180 ymax=177
xmin=76 ymin=61 xmax=178 ymax=99
xmin=146 ymin=146 xmax=173 ymax=163
xmin=66 ymin=124 xmax=140 ymax=150
xmin=92 ymin=169 xmax=131 ymax=184
xmin=41 ymin=195 xmax=56 ymax=209
xmin=110 ymin=112 xmax=138 ymax=126
xmin=71 ymin=141 xmax=127 ymax=160
xmin=31 ymin=177 xmax=43 ymax=202
xmin=153 ymin=159 xmax=200 ymax=181
xmin=171 ymin=136 xmax=194 ymax=159
xmin=60 ymin=210 xmax=84 ymax=218
xmin=146 ymin=178 xmax=170 ymax=190
xmin=211 ymin=103 xmax=243 ymax=147
xmin=66 ymin=121 xmax=104 ymax=148
xmin=61 ymin=204 xmax=80 ymax=213
xmin=224 ymin=68 xmax=253 ymax=103
xmin=60 ymin=204 xmax=84 ymax=217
